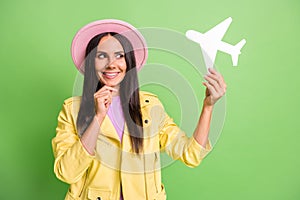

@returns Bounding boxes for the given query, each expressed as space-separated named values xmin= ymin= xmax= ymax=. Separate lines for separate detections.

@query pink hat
xmin=71 ymin=19 xmax=148 ymax=74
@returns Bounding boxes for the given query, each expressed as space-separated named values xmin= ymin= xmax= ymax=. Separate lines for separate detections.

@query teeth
xmin=103 ymin=72 xmax=119 ymax=78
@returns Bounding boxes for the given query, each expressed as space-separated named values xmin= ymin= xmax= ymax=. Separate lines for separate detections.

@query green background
xmin=1 ymin=0 xmax=299 ymax=199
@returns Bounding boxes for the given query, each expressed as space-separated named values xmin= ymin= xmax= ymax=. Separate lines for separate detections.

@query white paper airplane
xmin=186 ymin=17 xmax=246 ymax=69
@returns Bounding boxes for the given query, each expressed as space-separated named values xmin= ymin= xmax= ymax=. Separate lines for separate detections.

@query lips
xmin=102 ymin=71 xmax=120 ymax=79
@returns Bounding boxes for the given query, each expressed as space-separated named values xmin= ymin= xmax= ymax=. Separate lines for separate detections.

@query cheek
xmin=95 ymin=71 xmax=103 ymax=83
xmin=94 ymin=62 xmax=103 ymax=78
xmin=95 ymin=68 xmax=103 ymax=80
xmin=117 ymin=60 xmax=127 ymax=71
xmin=95 ymin=59 xmax=107 ymax=70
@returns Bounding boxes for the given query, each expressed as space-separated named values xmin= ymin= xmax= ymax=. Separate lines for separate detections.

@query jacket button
xmin=145 ymin=99 xmax=149 ymax=103
xmin=144 ymin=119 xmax=148 ymax=123
xmin=97 ymin=197 xmax=101 ymax=200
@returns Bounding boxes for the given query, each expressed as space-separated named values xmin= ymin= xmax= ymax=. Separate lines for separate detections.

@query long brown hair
xmin=76 ymin=32 xmax=143 ymax=153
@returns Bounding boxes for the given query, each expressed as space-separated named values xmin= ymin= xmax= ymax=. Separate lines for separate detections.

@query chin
xmin=106 ymin=83 xmax=117 ymax=87
xmin=102 ymin=80 xmax=120 ymax=87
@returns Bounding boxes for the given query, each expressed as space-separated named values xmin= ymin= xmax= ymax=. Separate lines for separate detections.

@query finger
xmin=206 ymin=73 xmax=227 ymax=92
xmin=104 ymin=96 xmax=112 ymax=108
xmin=103 ymin=85 xmax=118 ymax=92
xmin=204 ymin=75 xmax=221 ymax=93
xmin=94 ymin=88 xmax=114 ymax=97
xmin=104 ymin=93 xmax=112 ymax=103
xmin=95 ymin=92 xmax=111 ymax=101
xmin=208 ymin=68 xmax=225 ymax=82
xmin=207 ymin=78 xmax=225 ymax=97
xmin=95 ymin=93 xmax=112 ymax=104
xmin=97 ymin=85 xmax=118 ymax=94
xmin=206 ymin=73 xmax=222 ymax=88
xmin=105 ymin=97 xmax=112 ymax=106
xmin=207 ymin=68 xmax=227 ymax=90
xmin=95 ymin=96 xmax=106 ymax=104
xmin=202 ymin=81 xmax=218 ymax=97
xmin=94 ymin=90 xmax=110 ymax=98
xmin=204 ymin=76 xmax=226 ymax=98
xmin=208 ymin=68 xmax=219 ymax=76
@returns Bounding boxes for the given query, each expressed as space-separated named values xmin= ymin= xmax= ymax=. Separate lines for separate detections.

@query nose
xmin=106 ymin=57 xmax=117 ymax=69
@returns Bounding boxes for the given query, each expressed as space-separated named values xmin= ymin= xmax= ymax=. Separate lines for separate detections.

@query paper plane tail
xmin=235 ymin=39 xmax=246 ymax=52
xmin=231 ymin=54 xmax=239 ymax=66
xmin=231 ymin=39 xmax=246 ymax=66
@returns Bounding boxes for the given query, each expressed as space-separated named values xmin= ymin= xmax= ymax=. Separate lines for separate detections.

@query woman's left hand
xmin=202 ymin=68 xmax=227 ymax=107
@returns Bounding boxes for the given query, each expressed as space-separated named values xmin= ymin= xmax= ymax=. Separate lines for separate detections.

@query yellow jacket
xmin=52 ymin=91 xmax=211 ymax=200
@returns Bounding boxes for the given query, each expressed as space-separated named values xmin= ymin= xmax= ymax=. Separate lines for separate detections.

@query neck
xmin=112 ymin=85 xmax=120 ymax=97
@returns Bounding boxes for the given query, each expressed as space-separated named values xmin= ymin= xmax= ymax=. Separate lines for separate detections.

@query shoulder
xmin=60 ymin=96 xmax=82 ymax=114
xmin=139 ymin=90 xmax=158 ymax=100
xmin=62 ymin=96 xmax=82 ymax=105
xmin=139 ymin=90 xmax=164 ymax=107
xmin=139 ymin=90 xmax=157 ymax=98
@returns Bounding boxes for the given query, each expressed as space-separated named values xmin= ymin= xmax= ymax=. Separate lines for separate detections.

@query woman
xmin=52 ymin=19 xmax=226 ymax=200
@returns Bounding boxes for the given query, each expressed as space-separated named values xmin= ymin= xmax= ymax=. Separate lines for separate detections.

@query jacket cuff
xmin=78 ymin=139 xmax=96 ymax=159
xmin=190 ymin=136 xmax=212 ymax=159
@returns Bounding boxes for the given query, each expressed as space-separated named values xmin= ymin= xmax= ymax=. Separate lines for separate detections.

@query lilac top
xmin=107 ymin=95 xmax=125 ymax=200
xmin=107 ymin=96 xmax=125 ymax=142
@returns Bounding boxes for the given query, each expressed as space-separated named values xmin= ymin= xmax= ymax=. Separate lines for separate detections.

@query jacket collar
xmin=100 ymin=115 xmax=126 ymax=142
xmin=99 ymin=91 xmax=152 ymax=141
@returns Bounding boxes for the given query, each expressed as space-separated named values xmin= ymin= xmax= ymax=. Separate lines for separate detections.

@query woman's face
xmin=95 ymin=34 xmax=127 ymax=88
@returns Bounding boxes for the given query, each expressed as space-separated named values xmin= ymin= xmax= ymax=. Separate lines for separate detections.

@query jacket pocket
xmin=87 ymin=188 xmax=111 ymax=200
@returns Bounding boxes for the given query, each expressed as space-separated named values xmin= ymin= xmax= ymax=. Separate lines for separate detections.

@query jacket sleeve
xmin=157 ymin=100 xmax=212 ymax=168
xmin=52 ymin=99 xmax=95 ymax=184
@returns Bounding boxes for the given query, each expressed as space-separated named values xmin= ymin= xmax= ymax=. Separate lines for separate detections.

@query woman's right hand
xmin=94 ymin=85 xmax=118 ymax=122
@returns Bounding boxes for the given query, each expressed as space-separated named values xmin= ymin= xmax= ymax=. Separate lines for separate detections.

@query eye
xmin=97 ymin=53 xmax=107 ymax=59
xmin=116 ymin=53 xmax=124 ymax=59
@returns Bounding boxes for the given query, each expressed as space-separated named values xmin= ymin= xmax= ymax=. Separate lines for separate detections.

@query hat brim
xmin=71 ymin=19 xmax=148 ymax=74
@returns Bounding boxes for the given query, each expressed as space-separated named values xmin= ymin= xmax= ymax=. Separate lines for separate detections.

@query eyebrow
xmin=96 ymin=51 xmax=124 ymax=54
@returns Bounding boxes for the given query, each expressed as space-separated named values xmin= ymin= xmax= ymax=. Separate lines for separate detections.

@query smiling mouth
xmin=102 ymin=72 xmax=120 ymax=79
